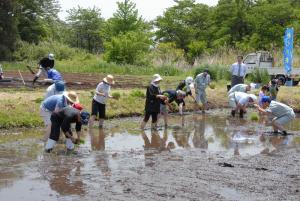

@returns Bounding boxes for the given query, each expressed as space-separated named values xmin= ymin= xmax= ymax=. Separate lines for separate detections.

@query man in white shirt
xmin=228 ymin=92 xmax=257 ymax=118
xmin=230 ymin=55 xmax=247 ymax=87
xmin=227 ymin=83 xmax=251 ymax=96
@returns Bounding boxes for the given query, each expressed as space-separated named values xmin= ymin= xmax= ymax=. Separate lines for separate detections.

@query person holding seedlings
xmin=230 ymin=55 xmax=247 ymax=87
xmin=194 ymin=69 xmax=211 ymax=113
xmin=89 ymin=75 xmax=115 ymax=128
xmin=33 ymin=53 xmax=56 ymax=85
xmin=44 ymin=80 xmax=65 ymax=99
xmin=228 ymin=92 xmax=257 ymax=118
xmin=45 ymin=103 xmax=90 ymax=153
xmin=176 ymin=76 xmax=195 ymax=109
xmin=40 ymin=91 xmax=79 ymax=141
xmin=254 ymin=96 xmax=295 ymax=135
xmin=160 ymin=90 xmax=186 ymax=127
xmin=141 ymin=74 xmax=166 ymax=130
xmin=227 ymin=83 xmax=251 ymax=95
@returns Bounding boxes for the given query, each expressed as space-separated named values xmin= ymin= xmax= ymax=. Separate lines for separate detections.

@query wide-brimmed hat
xmin=152 ymin=74 xmax=163 ymax=82
xmin=63 ymin=91 xmax=79 ymax=104
xmin=103 ymin=74 xmax=115 ymax=85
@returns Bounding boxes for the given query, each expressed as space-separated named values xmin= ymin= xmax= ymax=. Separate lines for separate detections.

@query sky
xmin=58 ymin=0 xmax=219 ymax=21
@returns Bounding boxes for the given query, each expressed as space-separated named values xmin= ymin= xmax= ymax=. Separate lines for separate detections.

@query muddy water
xmin=1 ymin=112 xmax=300 ymax=201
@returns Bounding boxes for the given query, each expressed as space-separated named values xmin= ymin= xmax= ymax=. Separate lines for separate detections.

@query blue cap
xmin=261 ymin=96 xmax=271 ymax=103
xmin=80 ymin=111 xmax=90 ymax=125
xmin=54 ymin=81 xmax=65 ymax=92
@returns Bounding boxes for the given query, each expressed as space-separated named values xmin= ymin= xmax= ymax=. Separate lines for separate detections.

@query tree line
xmin=1 ymin=0 xmax=300 ymax=65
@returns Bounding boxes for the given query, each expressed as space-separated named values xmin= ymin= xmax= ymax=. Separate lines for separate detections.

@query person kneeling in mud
xmin=45 ymin=104 xmax=90 ymax=153
xmin=228 ymin=92 xmax=257 ymax=118
xmin=254 ymin=96 xmax=295 ymax=135
xmin=160 ymin=90 xmax=186 ymax=127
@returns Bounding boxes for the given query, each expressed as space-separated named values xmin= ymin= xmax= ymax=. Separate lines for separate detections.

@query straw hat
xmin=103 ymin=74 xmax=115 ymax=85
xmin=63 ymin=91 xmax=79 ymax=104
xmin=152 ymin=74 xmax=163 ymax=82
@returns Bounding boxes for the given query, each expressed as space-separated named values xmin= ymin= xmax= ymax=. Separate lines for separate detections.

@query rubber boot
xmin=231 ymin=110 xmax=235 ymax=117
xmin=66 ymin=138 xmax=75 ymax=150
xmin=45 ymin=138 xmax=56 ymax=153
xmin=239 ymin=110 xmax=244 ymax=118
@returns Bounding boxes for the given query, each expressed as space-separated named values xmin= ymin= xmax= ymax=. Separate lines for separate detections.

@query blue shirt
xmin=42 ymin=94 xmax=67 ymax=112
xmin=47 ymin=69 xmax=63 ymax=80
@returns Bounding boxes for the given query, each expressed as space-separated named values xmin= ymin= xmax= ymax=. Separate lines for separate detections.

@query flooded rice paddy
xmin=1 ymin=110 xmax=300 ymax=201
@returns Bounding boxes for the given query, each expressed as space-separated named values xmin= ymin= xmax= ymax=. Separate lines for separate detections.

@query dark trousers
xmin=49 ymin=114 xmax=71 ymax=141
xmin=143 ymin=111 xmax=158 ymax=123
xmin=231 ymin=75 xmax=244 ymax=87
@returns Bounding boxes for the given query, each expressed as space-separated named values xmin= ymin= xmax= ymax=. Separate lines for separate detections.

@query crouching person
xmin=254 ymin=96 xmax=295 ymax=135
xmin=45 ymin=105 xmax=90 ymax=153
xmin=228 ymin=92 xmax=257 ymax=118
xmin=160 ymin=90 xmax=186 ymax=127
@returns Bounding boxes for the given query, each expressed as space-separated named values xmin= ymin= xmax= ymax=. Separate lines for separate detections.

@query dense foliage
xmin=1 ymin=0 xmax=300 ymax=66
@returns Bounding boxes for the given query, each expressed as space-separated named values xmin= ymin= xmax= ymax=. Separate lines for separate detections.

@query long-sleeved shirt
xmin=39 ymin=57 xmax=54 ymax=69
xmin=145 ymin=84 xmax=161 ymax=113
xmin=194 ymin=73 xmax=210 ymax=91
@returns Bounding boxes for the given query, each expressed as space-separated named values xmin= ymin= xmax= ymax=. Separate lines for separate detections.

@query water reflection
xmin=193 ymin=115 xmax=208 ymax=149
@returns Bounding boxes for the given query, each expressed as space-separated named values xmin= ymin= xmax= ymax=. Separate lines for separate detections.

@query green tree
xmin=104 ymin=31 xmax=152 ymax=65
xmin=103 ymin=0 xmax=150 ymax=39
xmin=0 ymin=0 xmax=18 ymax=60
xmin=66 ymin=6 xmax=104 ymax=53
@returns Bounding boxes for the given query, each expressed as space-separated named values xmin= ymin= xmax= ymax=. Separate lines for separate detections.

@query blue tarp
xmin=284 ymin=28 xmax=294 ymax=74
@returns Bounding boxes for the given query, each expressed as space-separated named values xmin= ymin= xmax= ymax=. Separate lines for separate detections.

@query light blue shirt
xmin=194 ymin=73 xmax=210 ymax=91
xmin=42 ymin=94 xmax=67 ymax=112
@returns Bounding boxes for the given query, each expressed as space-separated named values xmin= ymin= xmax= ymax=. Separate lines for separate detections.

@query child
xmin=89 ymin=75 xmax=115 ymax=128
xmin=258 ymin=85 xmax=269 ymax=107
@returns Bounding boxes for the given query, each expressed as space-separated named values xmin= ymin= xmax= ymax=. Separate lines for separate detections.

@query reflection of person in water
xmin=259 ymin=135 xmax=292 ymax=154
xmin=49 ymin=160 xmax=85 ymax=196
xmin=173 ymin=129 xmax=191 ymax=148
xmin=89 ymin=128 xmax=111 ymax=176
xmin=142 ymin=129 xmax=171 ymax=152
xmin=192 ymin=115 xmax=208 ymax=149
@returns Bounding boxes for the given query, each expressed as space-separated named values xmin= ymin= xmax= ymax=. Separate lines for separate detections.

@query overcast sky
xmin=58 ymin=0 xmax=219 ymax=21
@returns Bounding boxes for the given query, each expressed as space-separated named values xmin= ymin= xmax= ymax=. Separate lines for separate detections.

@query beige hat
xmin=103 ymin=74 xmax=115 ymax=85
xmin=63 ymin=91 xmax=79 ymax=104
xmin=152 ymin=74 xmax=163 ymax=82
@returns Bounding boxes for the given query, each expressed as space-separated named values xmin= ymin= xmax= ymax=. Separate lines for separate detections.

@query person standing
xmin=230 ymin=55 xmax=247 ymax=87
xmin=194 ymin=70 xmax=210 ymax=113
xmin=140 ymin=74 xmax=166 ymax=130
xmin=89 ymin=75 xmax=115 ymax=128
xmin=254 ymin=96 xmax=295 ymax=135
xmin=33 ymin=53 xmax=55 ymax=85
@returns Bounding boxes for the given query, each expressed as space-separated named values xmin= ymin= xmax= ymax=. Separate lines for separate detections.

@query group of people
xmin=228 ymin=56 xmax=295 ymax=135
xmin=141 ymin=69 xmax=212 ymax=130
xmin=36 ymin=53 xmax=296 ymax=152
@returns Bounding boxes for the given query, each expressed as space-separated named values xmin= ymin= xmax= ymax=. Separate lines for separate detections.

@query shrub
xmin=194 ymin=65 xmax=231 ymax=81
xmin=247 ymin=68 xmax=270 ymax=84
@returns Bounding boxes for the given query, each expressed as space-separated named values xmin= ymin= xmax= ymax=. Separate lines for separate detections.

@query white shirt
xmin=234 ymin=92 xmax=251 ymax=105
xmin=228 ymin=84 xmax=248 ymax=95
xmin=44 ymin=84 xmax=63 ymax=99
xmin=93 ymin=82 xmax=111 ymax=104
xmin=230 ymin=62 xmax=246 ymax=77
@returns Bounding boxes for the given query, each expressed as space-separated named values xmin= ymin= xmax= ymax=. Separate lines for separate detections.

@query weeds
xmin=247 ymin=68 xmax=270 ymax=84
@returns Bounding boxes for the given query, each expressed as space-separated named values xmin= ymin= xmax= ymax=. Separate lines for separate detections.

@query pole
xmin=18 ymin=70 xmax=26 ymax=85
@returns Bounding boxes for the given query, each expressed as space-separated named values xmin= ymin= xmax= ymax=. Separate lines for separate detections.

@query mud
xmin=1 ymin=112 xmax=300 ymax=201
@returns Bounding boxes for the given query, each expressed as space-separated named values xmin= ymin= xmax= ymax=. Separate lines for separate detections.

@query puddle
xmin=1 ymin=111 xmax=300 ymax=200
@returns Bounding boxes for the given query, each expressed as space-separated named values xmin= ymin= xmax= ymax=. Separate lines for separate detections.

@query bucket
xmin=285 ymin=80 xmax=293 ymax=87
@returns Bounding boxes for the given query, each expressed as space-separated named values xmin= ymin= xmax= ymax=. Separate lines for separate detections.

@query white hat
xmin=185 ymin=76 xmax=194 ymax=85
xmin=248 ymin=94 xmax=257 ymax=102
xmin=63 ymin=91 xmax=79 ymax=104
xmin=152 ymin=74 xmax=163 ymax=82
xmin=48 ymin=53 xmax=54 ymax=60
